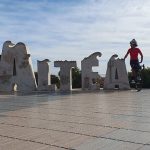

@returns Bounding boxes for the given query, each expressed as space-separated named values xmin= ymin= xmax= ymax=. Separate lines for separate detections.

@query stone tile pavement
xmin=0 ymin=90 xmax=150 ymax=149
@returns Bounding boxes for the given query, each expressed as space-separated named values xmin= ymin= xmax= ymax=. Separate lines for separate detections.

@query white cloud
xmin=0 ymin=0 xmax=150 ymax=74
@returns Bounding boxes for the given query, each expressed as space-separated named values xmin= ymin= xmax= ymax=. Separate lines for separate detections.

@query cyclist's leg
xmin=130 ymin=60 xmax=139 ymax=81
xmin=134 ymin=61 xmax=141 ymax=81
xmin=135 ymin=69 xmax=142 ymax=91
xmin=131 ymin=68 xmax=137 ymax=81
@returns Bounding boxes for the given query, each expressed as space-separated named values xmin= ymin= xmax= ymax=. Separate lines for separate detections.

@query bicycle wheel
xmin=136 ymin=80 xmax=142 ymax=92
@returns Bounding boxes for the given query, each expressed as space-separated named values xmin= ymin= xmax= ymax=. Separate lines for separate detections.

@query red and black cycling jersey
xmin=126 ymin=48 xmax=143 ymax=60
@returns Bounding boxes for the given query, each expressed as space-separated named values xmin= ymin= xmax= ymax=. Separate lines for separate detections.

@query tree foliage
xmin=51 ymin=74 xmax=60 ymax=88
xmin=34 ymin=72 xmax=60 ymax=88
xmin=128 ymin=67 xmax=150 ymax=88
xmin=141 ymin=67 xmax=150 ymax=88
xmin=72 ymin=67 xmax=81 ymax=88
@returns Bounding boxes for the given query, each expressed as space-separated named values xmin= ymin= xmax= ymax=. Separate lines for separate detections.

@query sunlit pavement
xmin=0 ymin=89 xmax=150 ymax=150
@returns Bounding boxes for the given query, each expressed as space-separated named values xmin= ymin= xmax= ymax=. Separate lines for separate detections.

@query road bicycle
xmin=130 ymin=64 xmax=145 ymax=92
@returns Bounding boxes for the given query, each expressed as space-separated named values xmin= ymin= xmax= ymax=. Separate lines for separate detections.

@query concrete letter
xmin=0 ymin=41 xmax=37 ymax=92
xmin=54 ymin=60 xmax=76 ymax=92
xmin=81 ymin=52 xmax=102 ymax=90
xmin=104 ymin=54 xmax=130 ymax=90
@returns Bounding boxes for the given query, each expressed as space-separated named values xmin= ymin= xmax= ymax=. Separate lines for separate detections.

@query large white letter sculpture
xmin=54 ymin=61 xmax=77 ymax=91
xmin=103 ymin=54 xmax=130 ymax=90
xmin=81 ymin=52 xmax=102 ymax=90
xmin=37 ymin=59 xmax=56 ymax=91
xmin=37 ymin=59 xmax=49 ymax=90
xmin=0 ymin=41 xmax=37 ymax=92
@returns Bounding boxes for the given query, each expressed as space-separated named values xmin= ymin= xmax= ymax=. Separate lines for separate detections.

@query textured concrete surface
xmin=104 ymin=55 xmax=130 ymax=90
xmin=0 ymin=41 xmax=37 ymax=92
xmin=0 ymin=90 xmax=150 ymax=149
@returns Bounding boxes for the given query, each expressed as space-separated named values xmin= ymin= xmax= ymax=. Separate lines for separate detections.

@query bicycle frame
xmin=131 ymin=64 xmax=144 ymax=91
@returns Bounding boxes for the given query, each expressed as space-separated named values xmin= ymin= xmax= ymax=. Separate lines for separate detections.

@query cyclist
xmin=124 ymin=39 xmax=143 ymax=83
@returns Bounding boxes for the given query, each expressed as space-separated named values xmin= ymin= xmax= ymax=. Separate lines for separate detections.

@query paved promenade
xmin=0 ymin=90 xmax=150 ymax=150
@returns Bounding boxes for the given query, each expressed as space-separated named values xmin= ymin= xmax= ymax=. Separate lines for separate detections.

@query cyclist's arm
xmin=139 ymin=50 xmax=143 ymax=63
xmin=124 ymin=50 xmax=129 ymax=59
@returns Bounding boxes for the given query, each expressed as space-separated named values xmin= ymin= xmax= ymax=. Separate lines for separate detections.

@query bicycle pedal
xmin=136 ymin=82 xmax=141 ymax=85
xmin=130 ymin=80 xmax=136 ymax=84
xmin=137 ymin=77 xmax=141 ymax=80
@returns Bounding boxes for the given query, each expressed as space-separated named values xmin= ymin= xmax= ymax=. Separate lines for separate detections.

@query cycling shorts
xmin=130 ymin=60 xmax=141 ymax=71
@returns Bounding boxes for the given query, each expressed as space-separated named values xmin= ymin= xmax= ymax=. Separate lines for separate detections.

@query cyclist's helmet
xmin=130 ymin=39 xmax=138 ymax=47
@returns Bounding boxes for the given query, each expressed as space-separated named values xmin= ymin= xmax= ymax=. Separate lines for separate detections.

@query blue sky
xmin=0 ymin=0 xmax=150 ymax=75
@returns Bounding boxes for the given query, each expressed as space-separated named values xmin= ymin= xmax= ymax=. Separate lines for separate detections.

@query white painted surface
xmin=0 ymin=41 xmax=37 ymax=92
